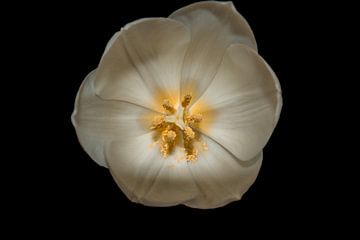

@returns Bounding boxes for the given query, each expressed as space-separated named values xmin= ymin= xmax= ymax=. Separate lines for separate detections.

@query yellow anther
xmin=181 ymin=94 xmax=192 ymax=107
xmin=184 ymin=126 xmax=195 ymax=140
xmin=150 ymin=94 xmax=204 ymax=162
xmin=162 ymin=99 xmax=175 ymax=113
xmin=186 ymin=151 xmax=198 ymax=162
xmin=160 ymin=143 xmax=169 ymax=158
xmin=162 ymin=129 xmax=176 ymax=142
xmin=191 ymin=113 xmax=203 ymax=123
xmin=186 ymin=113 xmax=203 ymax=124
xmin=150 ymin=115 xmax=165 ymax=130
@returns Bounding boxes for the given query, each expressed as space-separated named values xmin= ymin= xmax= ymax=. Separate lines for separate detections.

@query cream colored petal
xmin=193 ymin=44 xmax=282 ymax=161
xmin=107 ymin=137 xmax=199 ymax=207
xmin=72 ymin=70 xmax=158 ymax=167
xmin=169 ymin=1 xmax=257 ymax=102
xmin=94 ymin=18 xmax=191 ymax=112
xmin=264 ymin=60 xmax=283 ymax=125
xmin=184 ymin=136 xmax=263 ymax=209
xmin=107 ymin=132 xmax=261 ymax=208
xmin=103 ymin=31 xmax=120 ymax=56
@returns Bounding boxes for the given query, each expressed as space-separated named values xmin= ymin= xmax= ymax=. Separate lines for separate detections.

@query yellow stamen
xmin=162 ymin=129 xmax=176 ymax=142
xmin=186 ymin=151 xmax=198 ymax=162
xmin=186 ymin=113 xmax=203 ymax=124
xmin=162 ymin=99 xmax=175 ymax=113
xmin=184 ymin=126 xmax=195 ymax=140
xmin=150 ymin=93 xmax=204 ymax=162
xmin=181 ymin=94 xmax=192 ymax=107
xmin=160 ymin=143 xmax=169 ymax=158
xmin=150 ymin=115 xmax=165 ymax=130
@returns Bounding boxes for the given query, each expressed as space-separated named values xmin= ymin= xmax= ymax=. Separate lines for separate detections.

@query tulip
xmin=72 ymin=1 xmax=282 ymax=208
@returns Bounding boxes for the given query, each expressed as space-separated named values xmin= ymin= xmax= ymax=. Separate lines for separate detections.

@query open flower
xmin=72 ymin=1 xmax=282 ymax=209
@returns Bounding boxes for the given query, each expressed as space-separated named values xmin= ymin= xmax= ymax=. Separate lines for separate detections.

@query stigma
xmin=150 ymin=93 xmax=205 ymax=162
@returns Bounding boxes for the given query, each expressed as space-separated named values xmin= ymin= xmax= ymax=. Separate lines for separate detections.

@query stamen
xmin=184 ymin=126 xmax=195 ymax=140
xmin=159 ymin=129 xmax=177 ymax=158
xmin=160 ymin=143 xmax=170 ymax=158
xmin=181 ymin=94 xmax=192 ymax=107
xmin=162 ymin=99 xmax=175 ymax=113
xmin=186 ymin=113 xmax=203 ymax=124
xmin=186 ymin=151 xmax=198 ymax=162
xmin=183 ymin=137 xmax=198 ymax=162
xmin=150 ymin=115 xmax=165 ymax=130
xmin=162 ymin=129 xmax=176 ymax=142
xmin=150 ymin=93 xmax=204 ymax=162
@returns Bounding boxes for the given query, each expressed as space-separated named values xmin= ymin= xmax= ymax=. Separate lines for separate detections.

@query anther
xmin=162 ymin=99 xmax=175 ymax=113
xmin=181 ymin=94 xmax=192 ymax=107
xmin=186 ymin=113 xmax=203 ymax=124
xmin=184 ymin=126 xmax=195 ymax=140
xmin=150 ymin=115 xmax=165 ymax=130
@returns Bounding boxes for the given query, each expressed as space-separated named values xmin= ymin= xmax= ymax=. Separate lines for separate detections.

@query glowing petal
xmin=107 ymin=138 xmax=199 ymax=206
xmin=169 ymin=1 xmax=257 ymax=102
xmin=193 ymin=44 xmax=281 ymax=161
xmin=72 ymin=70 xmax=158 ymax=167
xmin=94 ymin=18 xmax=191 ymax=112
xmin=184 ymin=136 xmax=263 ymax=209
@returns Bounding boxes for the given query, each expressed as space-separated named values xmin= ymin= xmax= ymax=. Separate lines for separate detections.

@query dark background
xmin=7 ymin=0 xmax=348 ymax=235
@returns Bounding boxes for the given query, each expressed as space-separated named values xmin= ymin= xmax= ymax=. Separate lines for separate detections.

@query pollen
xmin=150 ymin=93 xmax=205 ymax=162
xmin=162 ymin=99 xmax=175 ymax=113
xmin=181 ymin=94 xmax=192 ymax=107
xmin=150 ymin=115 xmax=165 ymax=130
xmin=184 ymin=126 xmax=195 ymax=140
xmin=186 ymin=113 xmax=203 ymax=125
xmin=162 ymin=129 xmax=177 ymax=142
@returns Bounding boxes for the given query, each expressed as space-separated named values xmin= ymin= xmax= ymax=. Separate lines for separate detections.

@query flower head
xmin=72 ymin=1 xmax=282 ymax=209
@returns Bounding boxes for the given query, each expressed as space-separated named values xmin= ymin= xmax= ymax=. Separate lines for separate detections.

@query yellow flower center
xmin=150 ymin=93 xmax=205 ymax=162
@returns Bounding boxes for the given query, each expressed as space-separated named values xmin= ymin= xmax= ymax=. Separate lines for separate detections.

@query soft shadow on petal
xmin=106 ymin=137 xmax=199 ymax=207
xmin=72 ymin=70 xmax=159 ymax=167
xmin=184 ymin=135 xmax=263 ymax=209
xmin=192 ymin=44 xmax=282 ymax=161
xmin=94 ymin=18 xmax=191 ymax=112
xmin=169 ymin=1 xmax=257 ymax=102
xmin=264 ymin=60 xmax=283 ymax=126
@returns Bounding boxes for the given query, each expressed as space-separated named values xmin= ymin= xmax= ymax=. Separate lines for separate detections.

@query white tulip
xmin=72 ymin=1 xmax=282 ymax=209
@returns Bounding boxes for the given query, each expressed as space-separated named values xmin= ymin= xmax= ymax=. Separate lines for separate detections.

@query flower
xmin=71 ymin=1 xmax=282 ymax=209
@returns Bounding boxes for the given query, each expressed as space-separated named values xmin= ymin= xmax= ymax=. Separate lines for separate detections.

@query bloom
xmin=72 ymin=1 xmax=282 ymax=208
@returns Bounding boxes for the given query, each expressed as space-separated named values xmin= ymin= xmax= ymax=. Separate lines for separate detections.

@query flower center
xmin=150 ymin=94 xmax=205 ymax=161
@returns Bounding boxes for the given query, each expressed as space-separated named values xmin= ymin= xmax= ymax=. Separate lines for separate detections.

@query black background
xmin=6 ymin=0 xmax=347 ymax=235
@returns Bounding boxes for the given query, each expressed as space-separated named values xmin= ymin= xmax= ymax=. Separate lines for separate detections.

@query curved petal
xmin=94 ymin=18 xmax=191 ymax=112
xmin=71 ymin=70 xmax=158 ymax=167
xmin=184 ymin=136 xmax=263 ymax=209
xmin=103 ymin=31 xmax=120 ymax=56
xmin=107 ymin=137 xmax=199 ymax=207
xmin=169 ymin=1 xmax=257 ymax=102
xmin=264 ymin=60 xmax=283 ymax=125
xmin=192 ymin=44 xmax=281 ymax=161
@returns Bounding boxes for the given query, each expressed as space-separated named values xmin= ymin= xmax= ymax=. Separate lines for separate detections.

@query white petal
xmin=264 ymin=60 xmax=283 ymax=126
xmin=72 ymin=70 xmax=158 ymax=167
xmin=169 ymin=1 xmax=257 ymax=102
xmin=103 ymin=31 xmax=120 ymax=56
xmin=192 ymin=44 xmax=282 ymax=161
xmin=107 ymin=131 xmax=261 ymax=208
xmin=184 ymin=136 xmax=263 ymax=209
xmin=106 ymin=137 xmax=199 ymax=207
xmin=94 ymin=18 xmax=191 ymax=112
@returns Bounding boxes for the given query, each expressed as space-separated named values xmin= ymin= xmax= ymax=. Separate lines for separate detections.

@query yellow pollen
xmin=162 ymin=99 xmax=175 ymax=113
xmin=186 ymin=113 xmax=203 ymax=125
xmin=150 ymin=93 xmax=205 ymax=162
xmin=184 ymin=126 xmax=195 ymax=140
xmin=181 ymin=94 xmax=192 ymax=107
xmin=162 ymin=129 xmax=176 ymax=142
xmin=150 ymin=115 xmax=165 ymax=130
